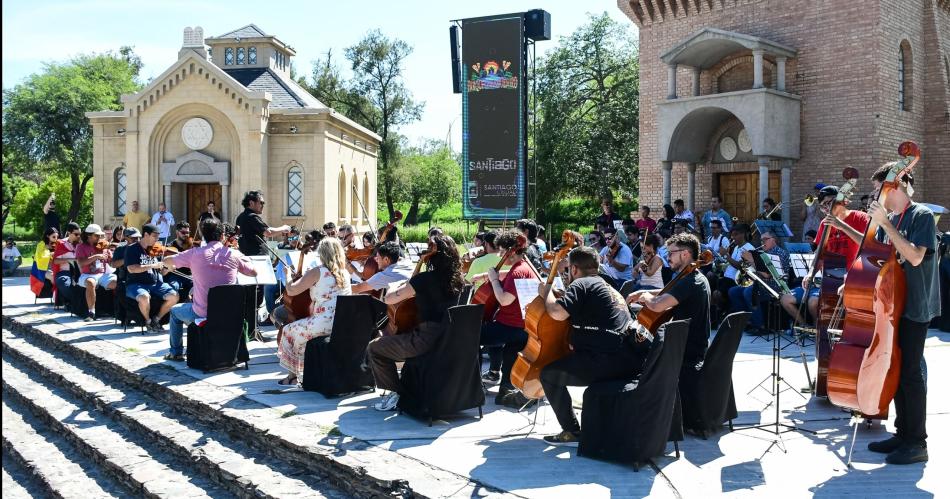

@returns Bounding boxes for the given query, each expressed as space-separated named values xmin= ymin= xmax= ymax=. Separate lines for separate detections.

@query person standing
xmin=701 ymin=196 xmax=732 ymax=237
xmin=42 ymin=193 xmax=61 ymax=234
xmin=801 ymin=183 xmax=826 ymax=241
xmin=635 ymin=205 xmax=657 ymax=236
xmin=159 ymin=218 xmax=257 ymax=361
xmin=150 ymin=203 xmax=175 ymax=244
xmin=235 ymin=190 xmax=291 ymax=257
xmin=865 ymin=165 xmax=939 ymax=465
xmin=123 ymin=200 xmax=150 ymax=232
xmin=594 ymin=200 xmax=623 ymax=232
xmin=197 ymin=200 xmax=222 ymax=226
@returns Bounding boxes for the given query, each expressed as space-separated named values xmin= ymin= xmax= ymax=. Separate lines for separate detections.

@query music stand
xmin=733 ymin=264 xmax=814 ymax=454
xmin=754 ymin=220 xmax=793 ymax=239
xmin=237 ymin=255 xmax=278 ymax=342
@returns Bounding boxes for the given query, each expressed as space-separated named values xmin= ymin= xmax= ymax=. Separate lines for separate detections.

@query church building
xmin=618 ymin=0 xmax=950 ymax=233
xmin=87 ymin=25 xmax=380 ymax=231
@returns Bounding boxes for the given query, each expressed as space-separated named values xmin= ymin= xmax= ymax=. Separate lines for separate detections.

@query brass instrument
xmin=804 ymin=194 xmax=816 ymax=206
xmin=735 ymin=243 xmax=766 ymax=287
xmin=751 ymin=202 xmax=783 ymax=237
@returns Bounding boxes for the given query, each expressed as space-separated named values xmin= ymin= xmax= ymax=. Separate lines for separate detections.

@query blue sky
xmin=1 ymin=0 xmax=635 ymax=150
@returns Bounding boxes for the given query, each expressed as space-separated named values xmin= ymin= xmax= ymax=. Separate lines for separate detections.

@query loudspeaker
xmin=524 ymin=9 xmax=550 ymax=41
xmin=449 ymin=25 xmax=462 ymax=94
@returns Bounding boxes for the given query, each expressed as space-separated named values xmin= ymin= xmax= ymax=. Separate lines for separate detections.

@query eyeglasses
xmin=668 ymin=248 xmax=689 ymax=255
xmin=762 ymin=236 xmax=775 ymax=241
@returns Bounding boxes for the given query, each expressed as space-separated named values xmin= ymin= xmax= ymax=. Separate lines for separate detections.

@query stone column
xmin=757 ymin=156 xmax=770 ymax=208
xmin=781 ymin=160 xmax=792 ymax=227
xmin=667 ymin=64 xmax=678 ymax=99
xmin=753 ymin=50 xmax=765 ymax=89
xmin=691 ymin=68 xmax=701 ymax=97
xmin=221 ymin=182 xmax=230 ymax=223
xmin=662 ymin=161 xmax=673 ymax=206
xmin=687 ymin=163 xmax=697 ymax=213
xmin=776 ymin=56 xmax=787 ymax=91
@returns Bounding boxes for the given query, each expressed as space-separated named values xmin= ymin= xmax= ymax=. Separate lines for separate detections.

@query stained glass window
xmin=287 ymin=166 xmax=303 ymax=216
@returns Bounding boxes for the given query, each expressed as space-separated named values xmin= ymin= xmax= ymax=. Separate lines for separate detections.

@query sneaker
xmin=885 ymin=443 xmax=928 ymax=465
xmin=84 ymin=315 xmax=94 ymax=322
xmin=373 ymin=392 xmax=400 ymax=412
xmin=543 ymin=430 xmax=581 ymax=446
xmin=500 ymin=390 xmax=537 ymax=410
xmin=868 ymin=435 xmax=903 ymax=454
xmin=494 ymin=388 xmax=514 ymax=405
xmin=149 ymin=317 xmax=164 ymax=332
xmin=481 ymin=370 xmax=501 ymax=385
xmin=163 ymin=353 xmax=185 ymax=362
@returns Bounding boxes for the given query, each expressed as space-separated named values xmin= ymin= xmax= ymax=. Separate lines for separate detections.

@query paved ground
xmin=2 ymin=274 xmax=948 ymax=498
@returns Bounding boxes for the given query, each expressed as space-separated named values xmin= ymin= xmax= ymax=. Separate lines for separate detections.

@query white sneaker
xmin=373 ymin=392 xmax=400 ymax=412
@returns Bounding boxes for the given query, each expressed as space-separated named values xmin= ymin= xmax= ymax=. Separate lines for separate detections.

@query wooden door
xmin=718 ymin=172 xmax=780 ymax=225
xmin=187 ymin=184 xmax=222 ymax=228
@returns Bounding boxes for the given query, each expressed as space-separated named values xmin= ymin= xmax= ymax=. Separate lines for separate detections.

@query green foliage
xmin=304 ymin=32 xmax=423 ymax=218
xmin=9 ymin=177 xmax=95 ymax=236
xmin=392 ymin=140 xmax=461 ymax=225
xmin=2 ymin=47 xmax=141 ymax=223
xmin=539 ymin=198 xmax=638 ymax=232
xmin=534 ymin=13 xmax=640 ymax=205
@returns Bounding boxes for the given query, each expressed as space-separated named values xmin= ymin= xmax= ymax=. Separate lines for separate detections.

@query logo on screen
xmin=467 ymin=60 xmax=518 ymax=92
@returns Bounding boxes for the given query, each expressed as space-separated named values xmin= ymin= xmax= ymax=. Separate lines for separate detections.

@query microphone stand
xmin=732 ymin=265 xmax=815 ymax=454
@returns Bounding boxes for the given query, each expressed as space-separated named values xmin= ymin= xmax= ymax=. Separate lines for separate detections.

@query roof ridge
xmin=214 ymin=23 xmax=268 ymax=39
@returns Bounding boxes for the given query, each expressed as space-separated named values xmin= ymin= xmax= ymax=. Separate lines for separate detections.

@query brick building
xmin=87 ymin=25 xmax=380 ymax=232
xmin=618 ymin=0 xmax=950 ymax=235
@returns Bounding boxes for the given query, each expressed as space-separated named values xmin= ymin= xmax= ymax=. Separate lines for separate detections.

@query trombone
xmin=804 ymin=194 xmax=816 ymax=206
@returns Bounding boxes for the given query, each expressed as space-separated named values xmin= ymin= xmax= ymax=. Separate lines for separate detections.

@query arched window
xmin=362 ymin=174 xmax=370 ymax=224
xmin=249 ymin=47 xmax=257 ymax=65
xmin=225 ymin=47 xmax=234 ymax=65
xmin=338 ymin=168 xmax=347 ymax=221
xmin=898 ymin=40 xmax=913 ymax=111
xmin=237 ymin=47 xmax=246 ymax=65
xmin=351 ymin=172 xmax=359 ymax=222
xmin=287 ymin=165 xmax=303 ymax=216
xmin=114 ymin=167 xmax=127 ymax=216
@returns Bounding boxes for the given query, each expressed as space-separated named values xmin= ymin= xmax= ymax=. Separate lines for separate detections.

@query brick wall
xmin=622 ymin=0 xmax=950 ymax=233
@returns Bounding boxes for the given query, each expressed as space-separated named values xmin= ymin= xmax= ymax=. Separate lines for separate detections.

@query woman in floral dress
xmin=277 ymin=237 xmax=352 ymax=385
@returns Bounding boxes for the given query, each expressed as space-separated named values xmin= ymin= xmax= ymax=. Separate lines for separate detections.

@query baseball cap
xmin=817 ymin=185 xmax=839 ymax=202
xmin=123 ymin=227 xmax=142 ymax=238
xmin=814 ymin=183 xmax=826 ymax=190
xmin=84 ymin=224 xmax=106 ymax=236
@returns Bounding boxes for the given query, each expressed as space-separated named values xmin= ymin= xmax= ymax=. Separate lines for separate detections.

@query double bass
xmin=510 ymin=231 xmax=577 ymax=399
xmin=801 ymin=167 xmax=859 ymax=397
xmin=826 ymin=141 xmax=920 ymax=417
xmin=384 ymin=242 xmax=437 ymax=336
xmin=470 ymin=235 xmax=527 ymax=321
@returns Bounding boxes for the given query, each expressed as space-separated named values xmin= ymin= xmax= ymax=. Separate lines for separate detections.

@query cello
xmin=354 ymin=210 xmax=403 ymax=282
xmin=384 ymin=242 xmax=437 ymax=336
xmin=510 ymin=231 xmax=578 ymax=399
xmin=826 ymin=141 xmax=919 ymax=418
xmin=800 ymin=167 xmax=859 ymax=397
xmin=634 ymin=250 xmax=714 ymax=338
xmin=470 ymin=235 xmax=527 ymax=321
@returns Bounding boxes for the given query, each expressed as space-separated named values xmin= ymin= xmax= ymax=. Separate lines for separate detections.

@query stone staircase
xmin=1 ymin=309 xmax=489 ymax=499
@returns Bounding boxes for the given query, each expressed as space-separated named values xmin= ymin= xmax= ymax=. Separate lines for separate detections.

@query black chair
xmin=118 ymin=281 xmax=169 ymax=333
xmin=34 ymin=279 xmax=54 ymax=305
xmin=680 ymin=312 xmax=751 ymax=437
xmin=301 ymin=295 xmax=387 ymax=397
xmin=578 ymin=320 xmax=690 ymax=470
xmin=397 ymin=304 xmax=486 ymax=426
xmin=618 ymin=279 xmax=637 ymax=298
xmin=186 ymin=285 xmax=250 ymax=372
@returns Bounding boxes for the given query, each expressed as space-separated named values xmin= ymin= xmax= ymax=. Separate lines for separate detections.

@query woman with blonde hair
xmin=276 ymin=237 xmax=352 ymax=386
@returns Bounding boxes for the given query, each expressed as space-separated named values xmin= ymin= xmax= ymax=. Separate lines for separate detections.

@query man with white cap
xmin=74 ymin=223 xmax=117 ymax=321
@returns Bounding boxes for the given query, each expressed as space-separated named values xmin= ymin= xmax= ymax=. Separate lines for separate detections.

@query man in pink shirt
xmin=159 ymin=218 xmax=257 ymax=361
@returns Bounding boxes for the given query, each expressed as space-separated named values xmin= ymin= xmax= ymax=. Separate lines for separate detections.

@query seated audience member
xmin=74 ymin=224 xmax=117 ymax=321
xmin=51 ymin=223 xmax=81 ymax=296
xmin=2 ymin=237 xmax=22 ymax=276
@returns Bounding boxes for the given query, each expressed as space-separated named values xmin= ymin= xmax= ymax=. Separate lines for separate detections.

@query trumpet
xmin=804 ymin=195 xmax=816 ymax=206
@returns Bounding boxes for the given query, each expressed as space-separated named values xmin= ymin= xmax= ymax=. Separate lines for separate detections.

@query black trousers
xmin=894 ymin=317 xmax=929 ymax=444
xmin=366 ymin=322 xmax=441 ymax=394
xmin=479 ymin=321 xmax=527 ymax=391
xmin=540 ymin=348 xmax=644 ymax=433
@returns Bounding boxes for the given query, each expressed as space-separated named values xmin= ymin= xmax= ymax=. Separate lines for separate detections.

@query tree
xmin=534 ymin=13 xmax=639 ymax=206
xmin=392 ymin=139 xmax=460 ymax=225
xmin=307 ymin=32 xmax=423 ymax=219
xmin=9 ymin=177 xmax=95 ymax=236
xmin=2 ymin=47 xmax=142 ymax=224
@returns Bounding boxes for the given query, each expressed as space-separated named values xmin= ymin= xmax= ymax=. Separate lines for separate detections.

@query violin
xmin=384 ymin=242 xmax=437 ymax=336
xmin=95 ymin=240 xmax=117 ymax=251
xmin=511 ymin=231 xmax=578 ymax=399
xmin=147 ymin=243 xmax=179 ymax=257
xmin=826 ymin=141 xmax=919 ymax=418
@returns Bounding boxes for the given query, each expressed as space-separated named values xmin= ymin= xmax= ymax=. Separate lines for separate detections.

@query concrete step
xmin=1 ymin=313 xmax=470 ymax=498
xmin=2 ymin=397 xmax=131 ymax=499
xmin=1 ymin=330 xmax=346 ymax=499
xmin=1 ymin=357 xmax=232 ymax=498
xmin=2 ymin=449 xmax=55 ymax=499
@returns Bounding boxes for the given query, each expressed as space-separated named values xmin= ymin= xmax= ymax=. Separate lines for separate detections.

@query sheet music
xmin=789 ymin=253 xmax=815 ymax=279
xmin=613 ymin=220 xmax=624 ymax=231
xmin=514 ymin=278 xmax=542 ymax=319
xmin=767 ymin=254 xmax=786 ymax=278
xmin=236 ymin=255 xmax=278 ymax=286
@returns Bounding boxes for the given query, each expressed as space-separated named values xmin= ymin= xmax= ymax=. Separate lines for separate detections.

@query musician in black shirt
xmin=538 ymin=246 xmax=644 ymax=445
xmin=235 ymin=190 xmax=291 ymax=257
xmin=368 ymin=235 xmax=465 ymax=412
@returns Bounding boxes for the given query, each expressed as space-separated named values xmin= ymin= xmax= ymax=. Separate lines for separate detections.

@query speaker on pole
xmin=524 ymin=9 xmax=550 ymax=41
xmin=449 ymin=25 xmax=462 ymax=94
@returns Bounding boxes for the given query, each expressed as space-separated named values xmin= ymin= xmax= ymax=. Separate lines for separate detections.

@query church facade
xmin=87 ymin=25 xmax=380 ymax=231
xmin=618 ymin=0 xmax=950 ymax=233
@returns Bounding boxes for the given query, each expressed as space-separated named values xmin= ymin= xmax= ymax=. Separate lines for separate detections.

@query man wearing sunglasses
xmin=236 ymin=190 xmax=292 ymax=258
xmin=598 ymin=227 xmax=633 ymax=289
xmin=729 ymin=231 xmax=791 ymax=334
